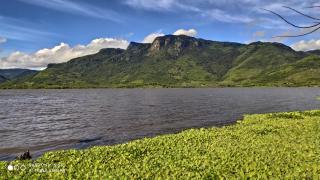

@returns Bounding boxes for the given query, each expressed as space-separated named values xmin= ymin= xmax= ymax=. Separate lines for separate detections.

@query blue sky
xmin=1 ymin=0 xmax=320 ymax=69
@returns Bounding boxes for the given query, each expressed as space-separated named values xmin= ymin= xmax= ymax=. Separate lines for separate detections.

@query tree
xmin=264 ymin=6 xmax=320 ymax=37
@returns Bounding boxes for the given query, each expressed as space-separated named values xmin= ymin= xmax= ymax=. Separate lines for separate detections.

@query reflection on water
xmin=0 ymin=88 xmax=320 ymax=160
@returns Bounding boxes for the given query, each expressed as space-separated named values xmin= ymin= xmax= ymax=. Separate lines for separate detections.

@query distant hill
xmin=1 ymin=35 xmax=320 ymax=88
xmin=0 ymin=69 xmax=38 ymax=80
xmin=0 ymin=75 xmax=7 ymax=83
xmin=307 ymin=50 xmax=320 ymax=56
xmin=0 ymin=69 xmax=38 ymax=85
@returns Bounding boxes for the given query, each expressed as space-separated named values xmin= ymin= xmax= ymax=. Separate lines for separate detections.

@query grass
xmin=1 ymin=110 xmax=320 ymax=179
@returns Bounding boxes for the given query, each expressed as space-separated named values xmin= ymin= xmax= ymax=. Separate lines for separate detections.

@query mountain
xmin=0 ymin=69 xmax=38 ymax=85
xmin=1 ymin=35 xmax=320 ymax=88
xmin=307 ymin=50 xmax=320 ymax=56
xmin=0 ymin=75 xmax=7 ymax=83
xmin=0 ymin=69 xmax=38 ymax=80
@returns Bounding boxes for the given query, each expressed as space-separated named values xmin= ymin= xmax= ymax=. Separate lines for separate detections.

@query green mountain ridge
xmin=0 ymin=75 xmax=7 ymax=83
xmin=1 ymin=35 xmax=320 ymax=88
xmin=0 ymin=68 xmax=38 ymax=80
xmin=0 ymin=69 xmax=38 ymax=85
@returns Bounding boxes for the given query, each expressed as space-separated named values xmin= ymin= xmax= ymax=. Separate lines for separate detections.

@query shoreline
xmin=1 ymin=86 xmax=320 ymax=90
xmin=0 ymin=119 xmax=239 ymax=162
xmin=1 ymin=110 xmax=320 ymax=178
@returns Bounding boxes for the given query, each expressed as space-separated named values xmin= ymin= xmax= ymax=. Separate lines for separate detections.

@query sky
xmin=1 ymin=0 xmax=320 ymax=69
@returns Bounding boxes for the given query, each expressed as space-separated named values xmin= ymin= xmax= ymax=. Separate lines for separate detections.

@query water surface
xmin=1 ymin=88 xmax=320 ymax=160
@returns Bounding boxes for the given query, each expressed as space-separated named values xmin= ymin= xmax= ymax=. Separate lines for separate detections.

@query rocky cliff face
xmin=149 ymin=35 xmax=205 ymax=56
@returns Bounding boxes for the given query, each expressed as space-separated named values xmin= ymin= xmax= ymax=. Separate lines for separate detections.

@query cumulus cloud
xmin=142 ymin=32 xmax=165 ymax=43
xmin=291 ymin=39 xmax=320 ymax=51
xmin=173 ymin=29 xmax=197 ymax=37
xmin=0 ymin=38 xmax=129 ymax=69
xmin=0 ymin=37 xmax=7 ymax=44
xmin=142 ymin=28 xmax=198 ymax=43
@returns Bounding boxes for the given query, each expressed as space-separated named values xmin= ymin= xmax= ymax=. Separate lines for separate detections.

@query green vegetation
xmin=0 ymin=69 xmax=38 ymax=86
xmin=1 ymin=35 xmax=320 ymax=88
xmin=1 ymin=110 xmax=320 ymax=178
xmin=0 ymin=69 xmax=37 ymax=80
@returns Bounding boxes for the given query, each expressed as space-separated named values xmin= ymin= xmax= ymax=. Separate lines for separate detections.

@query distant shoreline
xmin=1 ymin=85 xmax=320 ymax=90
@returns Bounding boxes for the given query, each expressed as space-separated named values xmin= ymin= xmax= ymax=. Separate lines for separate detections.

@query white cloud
xmin=142 ymin=28 xmax=198 ymax=43
xmin=291 ymin=39 xmax=320 ymax=51
xmin=201 ymin=9 xmax=253 ymax=23
xmin=19 ymin=0 xmax=123 ymax=22
xmin=125 ymin=0 xmax=176 ymax=11
xmin=173 ymin=29 xmax=197 ymax=37
xmin=0 ymin=16 xmax=57 ymax=42
xmin=124 ymin=0 xmax=320 ymax=27
xmin=142 ymin=32 xmax=165 ymax=43
xmin=0 ymin=38 xmax=129 ymax=69
xmin=125 ymin=0 xmax=201 ymax=12
xmin=0 ymin=37 xmax=6 ymax=44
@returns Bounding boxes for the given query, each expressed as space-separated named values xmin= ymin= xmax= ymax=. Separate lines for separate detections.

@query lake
xmin=1 ymin=88 xmax=320 ymax=160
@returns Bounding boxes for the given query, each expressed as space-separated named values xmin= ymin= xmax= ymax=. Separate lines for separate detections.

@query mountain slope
xmin=0 ymin=75 xmax=7 ymax=83
xmin=256 ymin=55 xmax=320 ymax=86
xmin=0 ymin=69 xmax=38 ymax=85
xmin=1 ymin=35 xmax=319 ymax=88
xmin=221 ymin=42 xmax=306 ymax=86
xmin=0 ymin=69 xmax=38 ymax=80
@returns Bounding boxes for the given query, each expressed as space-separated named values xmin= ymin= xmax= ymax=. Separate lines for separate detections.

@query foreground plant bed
xmin=1 ymin=110 xmax=320 ymax=179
